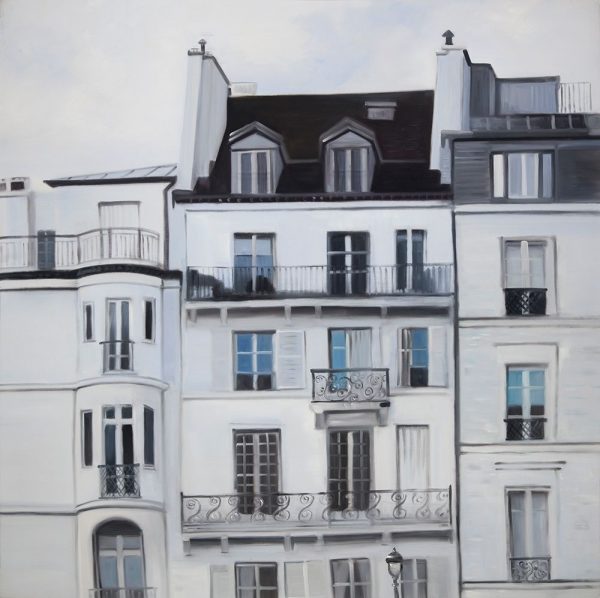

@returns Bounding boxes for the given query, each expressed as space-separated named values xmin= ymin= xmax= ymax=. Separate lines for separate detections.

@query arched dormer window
xmin=229 ymin=122 xmax=287 ymax=194
xmin=321 ymin=119 xmax=380 ymax=193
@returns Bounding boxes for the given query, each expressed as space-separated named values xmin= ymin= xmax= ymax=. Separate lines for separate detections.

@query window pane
xmin=144 ymin=407 xmax=155 ymax=466
xmin=144 ymin=300 xmax=154 ymax=341
xmin=328 ymin=233 xmax=346 ymax=252
xmin=237 ymin=565 xmax=256 ymax=588
xmin=331 ymin=560 xmax=350 ymax=584
xmin=528 ymin=244 xmax=545 ymax=287
xmin=350 ymin=148 xmax=363 ymax=191
xmin=257 ymin=152 xmax=269 ymax=194
xmin=124 ymin=555 xmax=144 ymax=588
xmin=104 ymin=425 xmax=116 ymax=465
xmin=122 ymin=424 xmax=134 ymax=464
xmin=99 ymin=556 xmax=119 ymax=588
xmin=334 ymin=150 xmax=346 ymax=191
xmin=259 ymin=565 xmax=277 ymax=588
xmin=257 ymin=353 xmax=272 ymax=374
xmin=85 ymin=304 xmax=93 ymax=340
xmin=237 ymin=334 xmax=253 ymax=353
xmin=255 ymin=237 xmax=273 ymax=256
xmin=234 ymin=236 xmax=253 ymax=256
xmin=493 ymin=154 xmax=505 ymax=197
xmin=531 ymin=492 xmax=549 ymax=555
xmin=121 ymin=405 xmax=133 ymax=419
xmin=542 ymin=153 xmax=553 ymax=198
xmin=83 ymin=411 xmax=93 ymax=466
xmin=104 ymin=406 xmax=115 ymax=419
xmin=523 ymin=153 xmax=539 ymax=197
xmin=411 ymin=329 xmax=429 ymax=367
xmin=237 ymin=354 xmax=253 ymax=373
xmin=256 ymin=334 xmax=272 ymax=352
xmin=508 ymin=491 xmax=527 ymax=557
xmin=241 ymin=153 xmax=252 ymax=193
xmin=122 ymin=534 xmax=142 ymax=549
xmin=354 ymin=559 xmax=371 ymax=583
xmin=508 ymin=153 xmax=522 ymax=198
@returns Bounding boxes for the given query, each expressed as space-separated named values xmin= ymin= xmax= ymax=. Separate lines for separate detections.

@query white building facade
xmin=433 ymin=43 xmax=600 ymax=598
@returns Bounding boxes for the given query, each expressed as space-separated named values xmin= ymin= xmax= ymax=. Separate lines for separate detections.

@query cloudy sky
xmin=1 ymin=0 xmax=599 ymax=188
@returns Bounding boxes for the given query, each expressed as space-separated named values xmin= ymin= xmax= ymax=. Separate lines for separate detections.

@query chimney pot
xmin=442 ymin=30 xmax=455 ymax=46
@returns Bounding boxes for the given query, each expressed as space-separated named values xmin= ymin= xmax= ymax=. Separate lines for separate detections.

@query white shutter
xmin=428 ymin=326 xmax=447 ymax=387
xmin=285 ymin=561 xmax=329 ymax=598
xmin=212 ymin=329 xmax=232 ymax=391
xmin=276 ymin=330 xmax=305 ymax=389
xmin=211 ymin=565 xmax=235 ymax=598
xmin=397 ymin=426 xmax=430 ymax=489
xmin=397 ymin=328 xmax=409 ymax=387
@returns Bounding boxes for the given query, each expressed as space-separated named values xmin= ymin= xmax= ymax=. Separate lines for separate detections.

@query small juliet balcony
xmin=504 ymin=288 xmax=547 ymax=316
xmin=181 ymin=488 xmax=451 ymax=533
xmin=505 ymin=417 xmax=546 ymax=441
xmin=510 ymin=557 xmax=551 ymax=583
xmin=89 ymin=589 xmax=156 ymax=598
xmin=0 ymin=227 xmax=161 ymax=271
xmin=99 ymin=464 xmax=140 ymax=498
xmin=187 ymin=264 xmax=453 ymax=301
xmin=101 ymin=340 xmax=134 ymax=373
xmin=311 ymin=368 xmax=390 ymax=402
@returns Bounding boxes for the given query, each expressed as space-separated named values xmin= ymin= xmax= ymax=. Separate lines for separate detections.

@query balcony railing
xmin=504 ymin=288 xmax=547 ymax=316
xmin=99 ymin=464 xmax=140 ymax=498
xmin=558 ymin=82 xmax=592 ymax=113
xmin=0 ymin=227 xmax=161 ymax=271
xmin=311 ymin=368 xmax=389 ymax=402
xmin=505 ymin=417 xmax=546 ymax=441
xmin=89 ymin=589 xmax=156 ymax=598
xmin=187 ymin=264 xmax=453 ymax=300
xmin=181 ymin=488 xmax=451 ymax=531
xmin=101 ymin=340 xmax=134 ymax=372
xmin=510 ymin=557 xmax=551 ymax=582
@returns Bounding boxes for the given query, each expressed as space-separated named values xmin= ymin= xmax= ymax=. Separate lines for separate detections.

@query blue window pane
xmin=412 ymin=349 xmax=428 ymax=368
xmin=234 ymin=254 xmax=252 ymax=269
xmin=529 ymin=370 xmax=545 ymax=387
xmin=412 ymin=329 xmax=428 ymax=350
xmin=411 ymin=329 xmax=429 ymax=367
xmin=99 ymin=556 xmax=118 ymax=588
xmin=530 ymin=388 xmax=545 ymax=406
xmin=124 ymin=555 xmax=144 ymax=588
xmin=257 ymin=353 xmax=272 ymax=373
xmin=257 ymin=334 xmax=272 ymax=352
xmin=236 ymin=334 xmax=253 ymax=353
xmin=507 ymin=369 xmax=523 ymax=387
xmin=237 ymin=354 xmax=253 ymax=373
xmin=507 ymin=387 xmax=523 ymax=407
xmin=331 ymin=330 xmax=346 ymax=351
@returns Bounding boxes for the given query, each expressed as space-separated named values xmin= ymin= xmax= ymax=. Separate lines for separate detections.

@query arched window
xmin=94 ymin=520 xmax=147 ymax=597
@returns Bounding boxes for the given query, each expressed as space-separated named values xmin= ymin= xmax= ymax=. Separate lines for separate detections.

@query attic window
xmin=233 ymin=150 xmax=273 ymax=194
xmin=365 ymin=101 xmax=396 ymax=121
xmin=10 ymin=181 xmax=25 ymax=191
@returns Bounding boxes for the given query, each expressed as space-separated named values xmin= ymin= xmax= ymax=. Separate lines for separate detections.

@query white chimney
xmin=176 ymin=41 xmax=230 ymax=190
xmin=430 ymin=31 xmax=471 ymax=178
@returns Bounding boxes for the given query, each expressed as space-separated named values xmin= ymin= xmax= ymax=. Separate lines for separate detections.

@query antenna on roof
xmin=442 ymin=30 xmax=455 ymax=46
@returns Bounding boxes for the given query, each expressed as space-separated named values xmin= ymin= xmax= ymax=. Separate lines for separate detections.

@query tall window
xmin=396 ymin=230 xmax=425 ymax=291
xmin=234 ymin=430 xmax=280 ymax=515
xmin=234 ymin=332 xmax=274 ymax=390
xmin=94 ymin=521 xmax=146 ymax=593
xmin=83 ymin=303 xmax=95 ymax=342
xmin=235 ymin=563 xmax=278 ymax=598
xmin=143 ymin=299 xmax=155 ymax=342
xmin=504 ymin=241 xmax=545 ymax=289
xmin=397 ymin=426 xmax=430 ymax=490
xmin=105 ymin=299 xmax=132 ymax=371
xmin=328 ymin=430 xmax=371 ymax=511
xmin=493 ymin=152 xmax=553 ymax=200
xmin=82 ymin=410 xmax=93 ymax=467
xmin=508 ymin=490 xmax=550 ymax=581
xmin=328 ymin=232 xmax=369 ymax=295
xmin=143 ymin=406 xmax=155 ymax=466
xmin=102 ymin=405 xmax=136 ymax=497
xmin=329 ymin=328 xmax=372 ymax=370
xmin=236 ymin=151 xmax=272 ymax=194
xmin=400 ymin=328 xmax=429 ymax=387
xmin=330 ymin=558 xmax=371 ymax=598
xmin=506 ymin=367 xmax=546 ymax=440
xmin=233 ymin=234 xmax=275 ymax=294
xmin=332 ymin=148 xmax=368 ymax=192
xmin=401 ymin=560 xmax=428 ymax=598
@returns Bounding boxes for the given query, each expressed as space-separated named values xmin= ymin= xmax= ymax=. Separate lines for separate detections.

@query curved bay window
xmin=93 ymin=520 xmax=150 ymax=598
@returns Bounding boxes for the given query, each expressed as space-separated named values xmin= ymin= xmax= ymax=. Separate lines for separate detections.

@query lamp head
xmin=386 ymin=547 xmax=404 ymax=580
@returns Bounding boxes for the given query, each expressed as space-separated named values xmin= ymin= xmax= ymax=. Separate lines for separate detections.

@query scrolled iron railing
xmin=311 ymin=368 xmax=390 ymax=402
xmin=186 ymin=264 xmax=453 ymax=300
xmin=181 ymin=488 xmax=451 ymax=531
xmin=99 ymin=464 xmax=140 ymax=498
xmin=510 ymin=557 xmax=551 ymax=582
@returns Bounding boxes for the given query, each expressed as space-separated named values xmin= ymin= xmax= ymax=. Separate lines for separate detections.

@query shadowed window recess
xmin=327 ymin=232 xmax=369 ymax=295
xmin=233 ymin=234 xmax=275 ymax=294
xmin=396 ymin=229 xmax=425 ymax=291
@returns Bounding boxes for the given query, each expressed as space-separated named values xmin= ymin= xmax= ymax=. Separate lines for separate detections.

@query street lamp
xmin=386 ymin=547 xmax=404 ymax=598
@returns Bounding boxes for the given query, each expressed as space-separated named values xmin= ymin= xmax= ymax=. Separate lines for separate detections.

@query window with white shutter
xmin=212 ymin=329 xmax=232 ymax=391
xmin=398 ymin=327 xmax=447 ymax=388
xmin=211 ymin=564 xmax=236 ymax=598
xmin=276 ymin=331 xmax=305 ymax=389
xmin=285 ymin=561 xmax=329 ymax=598
xmin=428 ymin=326 xmax=448 ymax=387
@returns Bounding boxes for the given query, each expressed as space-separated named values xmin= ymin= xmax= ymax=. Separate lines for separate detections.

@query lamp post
xmin=386 ymin=547 xmax=403 ymax=598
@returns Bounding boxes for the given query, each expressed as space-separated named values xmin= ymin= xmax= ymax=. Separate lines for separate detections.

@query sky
xmin=1 ymin=0 xmax=599 ymax=188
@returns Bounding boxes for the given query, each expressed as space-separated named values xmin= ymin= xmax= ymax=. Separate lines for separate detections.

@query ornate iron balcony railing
xmin=504 ymin=288 xmax=547 ymax=316
xmin=89 ymin=588 xmax=156 ymax=598
xmin=505 ymin=417 xmax=546 ymax=441
xmin=99 ymin=464 xmax=140 ymax=498
xmin=510 ymin=557 xmax=551 ymax=582
xmin=0 ymin=227 xmax=161 ymax=271
xmin=311 ymin=368 xmax=390 ymax=401
xmin=187 ymin=264 xmax=453 ymax=300
xmin=181 ymin=488 xmax=451 ymax=531
xmin=101 ymin=340 xmax=134 ymax=372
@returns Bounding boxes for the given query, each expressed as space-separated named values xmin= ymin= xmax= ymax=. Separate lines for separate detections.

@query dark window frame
xmin=491 ymin=151 xmax=555 ymax=201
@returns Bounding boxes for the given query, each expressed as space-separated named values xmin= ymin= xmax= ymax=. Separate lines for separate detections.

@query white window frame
xmin=233 ymin=150 xmax=273 ymax=194
xmin=506 ymin=366 xmax=546 ymax=419
xmin=492 ymin=151 xmax=553 ymax=200
xmin=83 ymin=302 xmax=95 ymax=342
xmin=235 ymin=562 xmax=278 ymax=598
xmin=102 ymin=404 xmax=134 ymax=465
xmin=331 ymin=147 xmax=369 ymax=192
xmin=506 ymin=488 xmax=550 ymax=559
xmin=503 ymin=240 xmax=546 ymax=289
xmin=234 ymin=331 xmax=275 ymax=391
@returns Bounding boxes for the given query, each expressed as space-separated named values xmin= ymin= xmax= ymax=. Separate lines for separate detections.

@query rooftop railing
xmin=181 ymin=488 xmax=451 ymax=532
xmin=0 ymin=227 xmax=161 ymax=271
xmin=311 ymin=368 xmax=390 ymax=402
xmin=558 ymin=82 xmax=592 ymax=113
xmin=187 ymin=264 xmax=453 ymax=300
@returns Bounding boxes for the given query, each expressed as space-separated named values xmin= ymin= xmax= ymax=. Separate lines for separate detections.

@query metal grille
xmin=99 ymin=464 xmax=140 ymax=498
xmin=505 ymin=418 xmax=546 ymax=441
xmin=510 ymin=557 xmax=551 ymax=582
xmin=89 ymin=589 xmax=155 ymax=598
xmin=504 ymin=288 xmax=547 ymax=316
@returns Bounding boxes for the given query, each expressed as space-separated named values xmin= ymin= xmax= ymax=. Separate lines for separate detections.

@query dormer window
xmin=236 ymin=150 xmax=272 ymax=194
xmin=322 ymin=120 xmax=379 ymax=194
xmin=229 ymin=123 xmax=286 ymax=195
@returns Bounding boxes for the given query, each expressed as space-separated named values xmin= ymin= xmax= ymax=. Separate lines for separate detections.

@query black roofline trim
xmin=44 ymin=176 xmax=177 ymax=188
xmin=0 ymin=264 xmax=182 ymax=282
xmin=172 ymin=191 xmax=452 ymax=204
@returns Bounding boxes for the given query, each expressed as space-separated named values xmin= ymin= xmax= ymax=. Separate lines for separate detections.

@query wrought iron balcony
xmin=504 ymin=288 xmax=547 ymax=316
xmin=510 ymin=557 xmax=551 ymax=582
xmin=89 ymin=589 xmax=156 ymax=598
xmin=311 ymin=368 xmax=389 ymax=402
xmin=99 ymin=464 xmax=140 ymax=498
xmin=187 ymin=264 xmax=453 ymax=300
xmin=0 ymin=227 xmax=161 ymax=271
xmin=181 ymin=488 xmax=451 ymax=532
xmin=505 ymin=417 xmax=546 ymax=441
xmin=101 ymin=340 xmax=134 ymax=372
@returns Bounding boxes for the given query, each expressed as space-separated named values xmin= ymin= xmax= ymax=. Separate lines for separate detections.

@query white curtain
xmin=397 ymin=426 xmax=429 ymax=489
xmin=348 ymin=329 xmax=372 ymax=368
